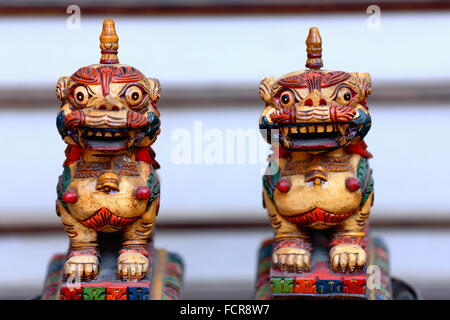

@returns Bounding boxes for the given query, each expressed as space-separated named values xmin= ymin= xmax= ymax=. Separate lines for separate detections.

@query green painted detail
xmin=258 ymin=259 xmax=272 ymax=275
xmin=145 ymin=166 xmax=160 ymax=211
xmin=82 ymin=287 xmax=105 ymax=300
xmin=270 ymin=277 xmax=283 ymax=293
xmin=255 ymin=283 xmax=271 ymax=300
xmin=271 ymin=277 xmax=293 ymax=294
xmin=356 ymin=157 xmax=374 ymax=208
xmin=373 ymin=258 xmax=389 ymax=273
xmin=262 ymin=160 xmax=280 ymax=202
xmin=56 ymin=165 xmax=71 ymax=211
xmin=168 ymin=252 xmax=184 ymax=269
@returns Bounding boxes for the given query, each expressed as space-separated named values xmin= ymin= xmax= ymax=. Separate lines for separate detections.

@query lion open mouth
xmin=279 ymin=122 xmax=358 ymax=151
xmin=78 ymin=127 xmax=138 ymax=152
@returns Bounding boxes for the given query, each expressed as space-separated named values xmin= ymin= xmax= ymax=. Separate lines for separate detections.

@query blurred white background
xmin=0 ymin=11 xmax=449 ymax=299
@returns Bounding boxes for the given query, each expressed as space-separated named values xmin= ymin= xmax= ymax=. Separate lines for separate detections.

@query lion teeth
xmin=87 ymin=131 xmax=94 ymax=136
xmin=326 ymin=125 xmax=333 ymax=132
xmin=317 ymin=125 xmax=325 ymax=133
xmin=104 ymin=132 xmax=113 ymax=138
xmin=300 ymin=126 xmax=308 ymax=133
xmin=308 ymin=125 xmax=316 ymax=133
xmin=291 ymin=126 xmax=298 ymax=133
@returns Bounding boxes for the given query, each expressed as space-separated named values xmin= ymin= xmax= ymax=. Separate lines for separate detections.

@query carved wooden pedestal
xmin=41 ymin=235 xmax=183 ymax=300
xmin=255 ymin=234 xmax=392 ymax=300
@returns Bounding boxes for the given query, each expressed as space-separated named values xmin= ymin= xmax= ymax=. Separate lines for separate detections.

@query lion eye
xmin=125 ymin=86 xmax=144 ymax=106
xmin=279 ymin=91 xmax=295 ymax=108
xmin=72 ymin=86 xmax=90 ymax=107
xmin=336 ymin=87 xmax=356 ymax=106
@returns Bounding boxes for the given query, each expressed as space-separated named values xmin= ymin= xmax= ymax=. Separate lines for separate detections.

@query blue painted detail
xmin=145 ymin=112 xmax=161 ymax=139
xmin=262 ymin=161 xmax=280 ymax=202
xmin=316 ymin=279 xmax=343 ymax=294
xmin=56 ymin=111 xmax=67 ymax=137
xmin=127 ymin=287 xmax=149 ymax=300
xmin=352 ymin=109 xmax=372 ymax=140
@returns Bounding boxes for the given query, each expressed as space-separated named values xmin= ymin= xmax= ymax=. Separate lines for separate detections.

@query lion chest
xmin=65 ymin=161 xmax=151 ymax=223
xmin=274 ymin=171 xmax=362 ymax=216
xmin=272 ymin=154 xmax=362 ymax=217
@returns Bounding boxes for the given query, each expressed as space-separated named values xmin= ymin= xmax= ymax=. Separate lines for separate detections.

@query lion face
xmin=56 ymin=64 xmax=161 ymax=152
xmin=259 ymin=70 xmax=372 ymax=153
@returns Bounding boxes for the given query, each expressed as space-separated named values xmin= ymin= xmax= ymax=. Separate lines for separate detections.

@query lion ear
xmin=147 ymin=77 xmax=161 ymax=102
xmin=56 ymin=76 xmax=69 ymax=101
xmin=259 ymin=77 xmax=277 ymax=104
xmin=352 ymin=72 xmax=372 ymax=97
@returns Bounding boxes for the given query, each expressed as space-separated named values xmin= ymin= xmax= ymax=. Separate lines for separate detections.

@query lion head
xmin=55 ymin=20 xmax=161 ymax=153
xmin=259 ymin=28 xmax=372 ymax=153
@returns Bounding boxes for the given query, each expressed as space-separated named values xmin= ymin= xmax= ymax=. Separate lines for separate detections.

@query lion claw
xmin=117 ymin=251 xmax=149 ymax=281
xmin=63 ymin=255 xmax=99 ymax=282
xmin=273 ymin=248 xmax=311 ymax=273
xmin=330 ymin=244 xmax=367 ymax=273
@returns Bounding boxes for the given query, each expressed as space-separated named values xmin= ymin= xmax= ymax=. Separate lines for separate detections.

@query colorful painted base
xmin=41 ymin=238 xmax=183 ymax=300
xmin=255 ymin=235 xmax=392 ymax=300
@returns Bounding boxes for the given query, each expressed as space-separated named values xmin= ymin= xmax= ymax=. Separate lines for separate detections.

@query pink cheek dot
xmin=276 ymin=179 xmax=291 ymax=193
xmin=135 ymin=186 xmax=151 ymax=200
xmin=62 ymin=189 xmax=78 ymax=203
xmin=345 ymin=177 xmax=361 ymax=192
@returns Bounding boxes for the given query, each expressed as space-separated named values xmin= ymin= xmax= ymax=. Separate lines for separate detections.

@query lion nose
xmin=94 ymin=96 xmax=126 ymax=111
xmin=301 ymin=90 xmax=329 ymax=107
xmin=97 ymin=104 xmax=124 ymax=111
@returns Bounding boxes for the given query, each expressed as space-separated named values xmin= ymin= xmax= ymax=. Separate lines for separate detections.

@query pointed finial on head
xmin=99 ymin=19 xmax=119 ymax=64
xmin=305 ymin=27 xmax=323 ymax=70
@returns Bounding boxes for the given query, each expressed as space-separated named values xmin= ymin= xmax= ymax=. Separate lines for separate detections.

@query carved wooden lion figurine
xmin=259 ymin=28 xmax=373 ymax=273
xmin=55 ymin=20 xmax=161 ymax=281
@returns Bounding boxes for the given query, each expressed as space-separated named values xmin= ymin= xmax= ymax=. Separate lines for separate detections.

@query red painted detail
xmin=71 ymin=66 xmax=145 ymax=98
xmin=304 ymin=98 xmax=313 ymax=106
xmin=330 ymin=104 xmax=356 ymax=123
xmin=81 ymin=207 xmax=138 ymax=231
xmin=60 ymin=287 xmax=82 ymax=300
xmin=343 ymin=278 xmax=366 ymax=294
xmin=62 ymin=189 xmax=78 ymax=203
xmin=135 ymin=186 xmax=151 ymax=200
xmin=345 ymin=140 xmax=373 ymax=159
xmin=282 ymin=208 xmax=354 ymax=225
xmin=135 ymin=147 xmax=160 ymax=169
xmin=119 ymin=246 xmax=149 ymax=258
xmin=278 ymin=145 xmax=289 ymax=158
xmin=66 ymin=248 xmax=99 ymax=259
xmin=276 ymin=179 xmax=291 ymax=193
xmin=126 ymin=110 xmax=149 ymax=128
xmin=270 ymin=106 xmax=296 ymax=124
xmin=294 ymin=279 xmax=317 ymax=294
xmin=273 ymin=238 xmax=313 ymax=252
xmin=97 ymin=66 xmax=115 ymax=96
xmin=278 ymin=71 xmax=351 ymax=90
xmin=330 ymin=235 xmax=368 ymax=249
xmin=71 ymin=65 xmax=144 ymax=86
xmin=64 ymin=110 xmax=85 ymax=130
xmin=106 ymin=287 xmax=128 ymax=300
xmin=345 ymin=177 xmax=361 ymax=192
xmin=64 ymin=145 xmax=82 ymax=166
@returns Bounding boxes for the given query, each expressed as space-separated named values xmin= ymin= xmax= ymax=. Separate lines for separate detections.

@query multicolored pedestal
xmin=255 ymin=235 xmax=392 ymax=300
xmin=41 ymin=239 xmax=183 ymax=300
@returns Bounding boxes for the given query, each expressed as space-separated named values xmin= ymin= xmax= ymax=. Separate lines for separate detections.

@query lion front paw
xmin=117 ymin=248 xmax=149 ymax=281
xmin=273 ymin=247 xmax=311 ymax=273
xmin=63 ymin=255 xmax=99 ymax=282
xmin=329 ymin=244 xmax=367 ymax=273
